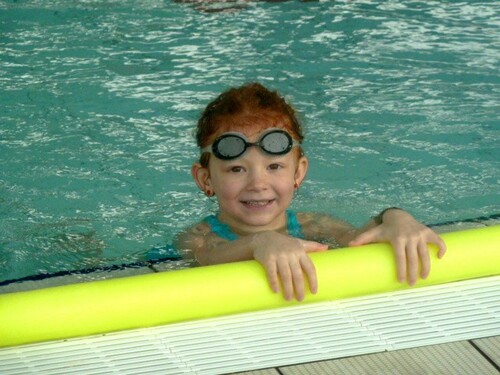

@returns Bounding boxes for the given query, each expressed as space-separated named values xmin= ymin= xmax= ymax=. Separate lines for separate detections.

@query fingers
xmin=255 ymin=236 xmax=324 ymax=302
xmin=274 ymin=254 xmax=318 ymax=301
xmin=406 ymin=240 xmax=419 ymax=286
xmin=394 ymin=235 xmax=445 ymax=286
xmin=265 ymin=261 xmax=280 ymax=294
xmin=349 ymin=226 xmax=381 ymax=247
xmin=304 ymin=241 xmax=329 ymax=253
xmin=393 ymin=239 xmax=429 ymax=286
xmin=265 ymin=251 xmax=319 ymax=302
xmin=357 ymin=220 xmax=447 ymax=286
xmin=276 ymin=257 xmax=297 ymax=301
xmin=418 ymin=241 xmax=431 ymax=280
xmin=435 ymin=236 xmax=447 ymax=258
xmin=301 ymin=255 xmax=319 ymax=295
xmin=393 ymin=239 xmax=407 ymax=284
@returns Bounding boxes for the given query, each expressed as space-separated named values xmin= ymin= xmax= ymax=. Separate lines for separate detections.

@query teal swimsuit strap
xmin=286 ymin=210 xmax=305 ymax=239
xmin=204 ymin=215 xmax=238 ymax=241
xmin=204 ymin=210 xmax=304 ymax=241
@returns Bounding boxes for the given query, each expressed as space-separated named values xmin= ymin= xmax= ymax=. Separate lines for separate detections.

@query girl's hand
xmin=251 ymin=231 xmax=328 ymax=301
xmin=349 ymin=210 xmax=447 ymax=286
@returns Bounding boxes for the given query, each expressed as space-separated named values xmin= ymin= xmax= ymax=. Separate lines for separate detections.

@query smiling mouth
xmin=241 ymin=199 xmax=274 ymax=207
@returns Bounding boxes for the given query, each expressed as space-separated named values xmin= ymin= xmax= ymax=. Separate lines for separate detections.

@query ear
xmin=294 ymin=156 xmax=309 ymax=188
xmin=192 ymin=163 xmax=212 ymax=192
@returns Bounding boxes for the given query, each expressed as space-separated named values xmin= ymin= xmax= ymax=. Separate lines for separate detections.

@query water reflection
xmin=0 ymin=0 xmax=498 ymax=282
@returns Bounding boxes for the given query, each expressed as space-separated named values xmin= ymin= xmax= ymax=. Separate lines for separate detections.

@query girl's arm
xmin=299 ymin=209 xmax=447 ymax=286
xmin=349 ymin=208 xmax=446 ymax=285
xmin=174 ymin=223 xmax=327 ymax=301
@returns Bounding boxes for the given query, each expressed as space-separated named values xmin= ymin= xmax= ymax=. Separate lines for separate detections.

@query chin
xmin=240 ymin=212 xmax=283 ymax=229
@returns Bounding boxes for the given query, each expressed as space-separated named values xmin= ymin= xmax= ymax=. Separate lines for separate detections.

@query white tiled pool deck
xmin=1 ymin=219 xmax=499 ymax=375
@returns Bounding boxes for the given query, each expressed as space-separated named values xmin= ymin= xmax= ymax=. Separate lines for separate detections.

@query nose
xmin=246 ymin=165 xmax=269 ymax=192
xmin=247 ymin=154 xmax=270 ymax=191
xmin=242 ymin=147 xmax=272 ymax=191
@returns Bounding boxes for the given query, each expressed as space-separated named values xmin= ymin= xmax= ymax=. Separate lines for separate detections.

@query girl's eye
xmin=229 ymin=166 xmax=244 ymax=173
xmin=268 ymin=163 xmax=283 ymax=170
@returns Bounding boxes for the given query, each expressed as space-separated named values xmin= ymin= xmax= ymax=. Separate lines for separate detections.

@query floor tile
xmin=280 ymin=341 xmax=499 ymax=375
xmin=231 ymin=370 xmax=280 ymax=375
xmin=483 ymin=217 xmax=500 ymax=226
xmin=473 ymin=336 xmax=500 ymax=368
xmin=150 ymin=258 xmax=195 ymax=272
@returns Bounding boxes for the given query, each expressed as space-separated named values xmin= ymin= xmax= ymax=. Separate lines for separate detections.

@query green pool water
xmin=0 ymin=0 xmax=498 ymax=282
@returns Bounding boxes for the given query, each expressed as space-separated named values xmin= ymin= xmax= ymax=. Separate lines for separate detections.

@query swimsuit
xmin=145 ymin=210 xmax=304 ymax=261
xmin=145 ymin=243 xmax=181 ymax=261
xmin=204 ymin=210 xmax=304 ymax=241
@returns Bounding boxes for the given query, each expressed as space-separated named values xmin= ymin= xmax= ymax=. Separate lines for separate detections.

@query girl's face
xmin=193 ymin=126 xmax=308 ymax=235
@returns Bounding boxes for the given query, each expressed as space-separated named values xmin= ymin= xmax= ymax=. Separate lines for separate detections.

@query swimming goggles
xmin=201 ymin=128 xmax=299 ymax=160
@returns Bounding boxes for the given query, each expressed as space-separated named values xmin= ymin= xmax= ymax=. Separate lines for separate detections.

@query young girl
xmin=175 ymin=82 xmax=447 ymax=301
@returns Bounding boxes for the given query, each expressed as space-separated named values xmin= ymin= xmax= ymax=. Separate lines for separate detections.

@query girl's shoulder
xmin=181 ymin=220 xmax=212 ymax=237
xmin=173 ymin=220 xmax=213 ymax=251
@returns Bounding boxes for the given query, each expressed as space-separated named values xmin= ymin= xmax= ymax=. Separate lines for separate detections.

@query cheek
xmin=213 ymin=177 xmax=241 ymax=198
xmin=275 ymin=175 xmax=295 ymax=194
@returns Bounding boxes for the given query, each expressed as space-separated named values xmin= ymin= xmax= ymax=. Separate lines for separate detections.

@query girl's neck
xmin=218 ymin=211 xmax=288 ymax=237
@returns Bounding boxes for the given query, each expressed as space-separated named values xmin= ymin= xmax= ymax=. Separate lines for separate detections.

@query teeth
xmin=244 ymin=200 xmax=271 ymax=206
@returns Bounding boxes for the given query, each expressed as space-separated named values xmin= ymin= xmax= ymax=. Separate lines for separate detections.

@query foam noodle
xmin=0 ymin=225 xmax=498 ymax=348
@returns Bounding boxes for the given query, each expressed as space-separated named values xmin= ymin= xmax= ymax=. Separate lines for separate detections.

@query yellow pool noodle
xmin=0 ymin=225 xmax=498 ymax=348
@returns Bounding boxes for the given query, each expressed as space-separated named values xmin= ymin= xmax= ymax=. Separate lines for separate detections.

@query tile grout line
xmin=148 ymin=265 xmax=159 ymax=273
xmin=469 ymin=340 xmax=500 ymax=372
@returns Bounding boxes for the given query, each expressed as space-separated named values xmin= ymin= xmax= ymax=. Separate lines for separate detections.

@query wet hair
xmin=196 ymin=82 xmax=304 ymax=167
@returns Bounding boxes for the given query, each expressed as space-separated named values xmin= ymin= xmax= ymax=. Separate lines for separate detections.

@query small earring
xmin=293 ymin=182 xmax=299 ymax=199
xmin=205 ymin=189 xmax=214 ymax=197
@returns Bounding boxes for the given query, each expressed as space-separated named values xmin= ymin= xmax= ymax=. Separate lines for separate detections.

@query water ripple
xmin=1 ymin=0 xmax=498 ymax=281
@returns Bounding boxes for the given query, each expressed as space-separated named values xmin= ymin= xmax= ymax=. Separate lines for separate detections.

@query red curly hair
xmin=196 ymin=82 xmax=304 ymax=167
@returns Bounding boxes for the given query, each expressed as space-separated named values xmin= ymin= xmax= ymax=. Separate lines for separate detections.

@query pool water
xmin=0 ymin=0 xmax=498 ymax=283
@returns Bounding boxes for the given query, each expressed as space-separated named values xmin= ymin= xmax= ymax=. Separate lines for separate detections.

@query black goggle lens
xmin=214 ymin=136 xmax=247 ymax=159
xmin=261 ymin=131 xmax=292 ymax=154
xmin=209 ymin=130 xmax=295 ymax=160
